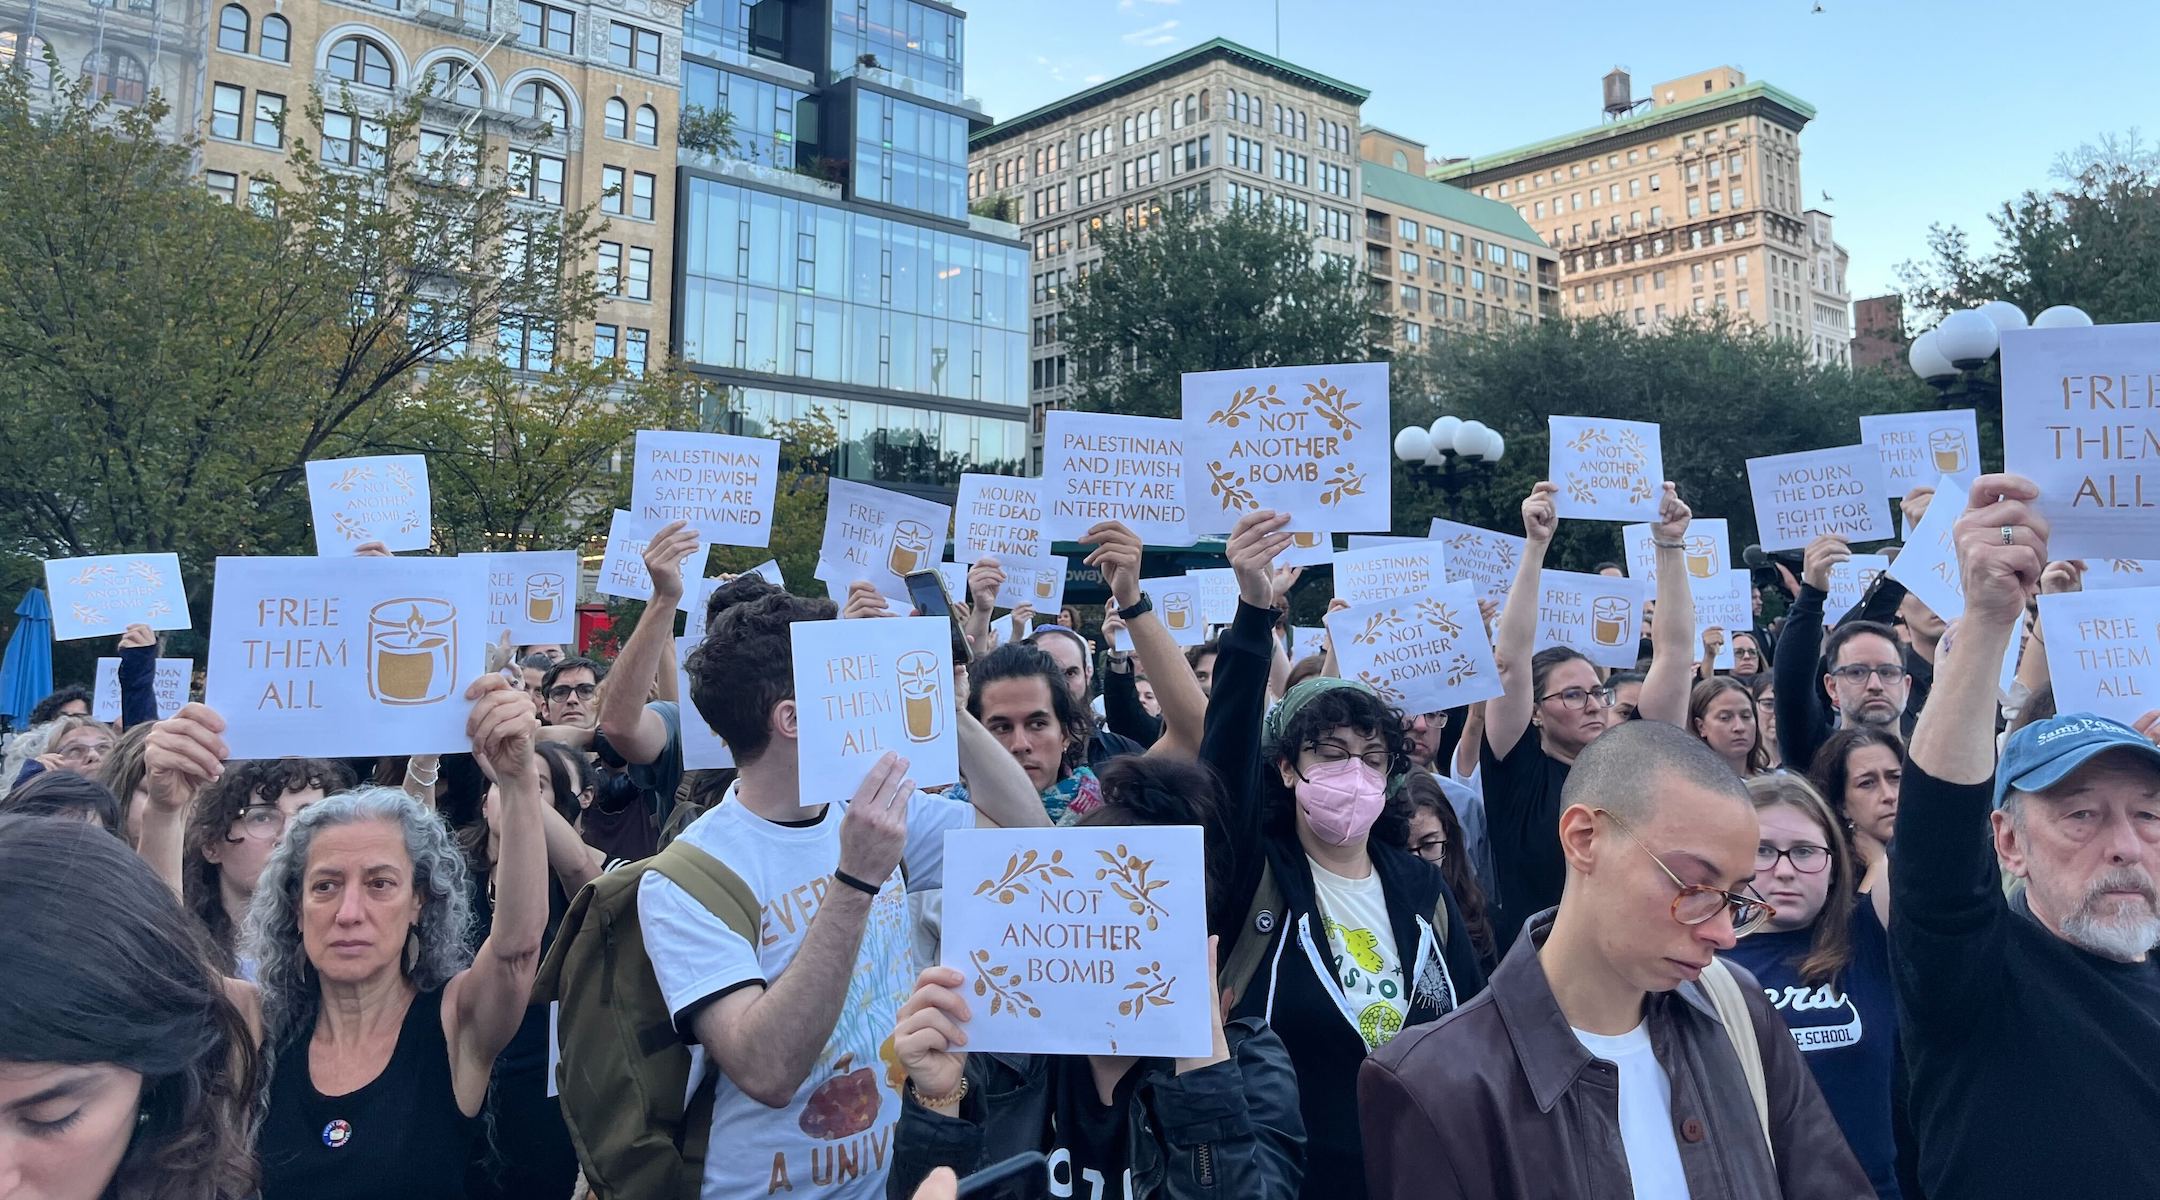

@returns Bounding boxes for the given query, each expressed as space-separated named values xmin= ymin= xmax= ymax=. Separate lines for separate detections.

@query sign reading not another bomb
xmin=1182 ymin=363 xmax=1391 ymax=536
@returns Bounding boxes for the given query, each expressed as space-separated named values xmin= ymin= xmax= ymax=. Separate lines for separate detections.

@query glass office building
xmin=675 ymin=0 xmax=1023 ymax=492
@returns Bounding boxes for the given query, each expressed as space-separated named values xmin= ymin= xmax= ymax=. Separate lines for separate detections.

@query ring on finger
xmin=2000 ymin=524 xmax=2015 ymax=546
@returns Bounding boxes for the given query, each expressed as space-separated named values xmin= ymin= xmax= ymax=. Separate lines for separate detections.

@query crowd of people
xmin=2 ymin=470 xmax=2156 ymax=1200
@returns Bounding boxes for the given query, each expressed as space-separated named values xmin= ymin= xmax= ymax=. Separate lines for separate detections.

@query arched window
xmin=603 ymin=96 xmax=627 ymax=139
xmin=82 ymin=48 xmax=147 ymax=107
xmin=1198 ymin=88 xmax=1209 ymax=117
xmin=259 ymin=13 xmax=289 ymax=61
xmin=217 ymin=5 xmax=249 ymax=52
xmin=510 ymin=80 xmax=568 ymax=134
xmin=0 ymin=30 xmax=52 ymax=88
xmin=326 ymin=35 xmax=393 ymax=88
xmin=424 ymin=57 xmax=481 ymax=105
xmin=634 ymin=104 xmax=657 ymax=146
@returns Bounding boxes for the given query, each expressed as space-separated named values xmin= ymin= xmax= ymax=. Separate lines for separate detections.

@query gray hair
xmin=242 ymin=785 xmax=475 ymax=1049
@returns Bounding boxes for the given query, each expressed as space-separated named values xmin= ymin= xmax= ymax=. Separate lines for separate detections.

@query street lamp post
xmin=1909 ymin=300 xmax=2092 ymax=405
xmin=1395 ymin=414 xmax=1505 ymax=514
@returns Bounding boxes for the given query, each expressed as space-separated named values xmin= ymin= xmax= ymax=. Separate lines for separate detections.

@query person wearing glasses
xmin=538 ymin=656 xmax=608 ymax=731
xmin=1771 ymin=533 xmax=1916 ymax=771
xmin=1482 ymin=480 xmax=1702 ymax=950
xmin=1402 ymin=774 xmax=1498 ymax=972
xmin=1728 ymin=774 xmax=1901 ymax=1198
xmin=181 ymin=758 xmax=355 ymax=978
xmin=1362 ymin=720 xmax=1869 ymax=1200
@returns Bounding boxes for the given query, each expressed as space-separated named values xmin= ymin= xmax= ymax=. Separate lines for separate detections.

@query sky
xmin=962 ymin=0 xmax=2160 ymax=306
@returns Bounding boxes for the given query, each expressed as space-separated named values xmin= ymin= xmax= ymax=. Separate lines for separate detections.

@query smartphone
xmin=905 ymin=569 xmax=975 ymax=665
xmin=955 ymin=1151 xmax=1049 ymax=1200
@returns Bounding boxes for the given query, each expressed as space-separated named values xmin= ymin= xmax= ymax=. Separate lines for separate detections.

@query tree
xmin=707 ymin=407 xmax=840 ymax=595
xmin=1061 ymin=203 xmax=1379 ymax=419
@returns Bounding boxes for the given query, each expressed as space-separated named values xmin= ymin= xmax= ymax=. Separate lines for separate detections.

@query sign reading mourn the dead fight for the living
xmin=1181 ymin=362 xmax=1391 ymax=536
xmin=1548 ymin=416 xmax=1664 ymax=522
xmin=954 ymin=475 xmax=1047 ymax=563
xmin=1746 ymin=445 xmax=1892 ymax=552
xmin=2001 ymin=322 xmax=2160 ymax=560
xmin=940 ymin=825 xmax=1211 ymax=1058
xmin=628 ymin=431 xmax=779 ymax=549
xmin=1041 ymin=412 xmax=1193 ymax=545
xmin=1325 ymin=581 xmax=1503 ymax=714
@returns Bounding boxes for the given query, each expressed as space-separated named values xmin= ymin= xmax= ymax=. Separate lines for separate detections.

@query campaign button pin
xmin=323 ymin=1119 xmax=352 ymax=1149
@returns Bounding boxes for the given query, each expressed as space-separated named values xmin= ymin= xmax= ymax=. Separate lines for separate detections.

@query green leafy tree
xmin=708 ymin=408 xmax=841 ymax=595
xmin=1061 ymin=203 xmax=1379 ymax=419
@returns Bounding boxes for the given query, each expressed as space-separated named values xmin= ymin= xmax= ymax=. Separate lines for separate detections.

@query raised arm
xmin=116 ymin=625 xmax=159 ymax=730
xmin=1908 ymin=478 xmax=2043 ymax=783
xmin=139 ymin=705 xmax=232 ymax=897
xmin=599 ymin=522 xmax=701 ymax=764
xmin=1636 ymin=483 xmax=1697 ymax=726
xmin=1098 ymin=615 xmax=1165 ymax=747
xmin=956 ymin=708 xmax=1053 ymax=828
xmin=964 ymin=558 xmax=1002 ymax=654
xmin=1485 ymin=483 xmax=1557 ymax=759
xmin=1771 ymin=534 xmax=1846 ymax=768
xmin=1204 ymin=511 xmax=1294 ymax=950
xmin=1086 ymin=521 xmax=1205 ymax=759
xmin=539 ymin=800 xmax=605 ymax=894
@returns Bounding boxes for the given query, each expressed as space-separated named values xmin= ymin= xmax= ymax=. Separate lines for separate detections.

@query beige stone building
xmin=967 ymin=37 xmax=1369 ymax=469
xmin=1 ymin=0 xmax=208 ymax=141
xmin=1359 ymin=126 xmax=1558 ymax=350
xmin=1804 ymin=207 xmax=1851 ymax=368
xmin=1434 ymin=66 xmax=1850 ymax=367
xmin=194 ymin=0 xmax=682 ymax=372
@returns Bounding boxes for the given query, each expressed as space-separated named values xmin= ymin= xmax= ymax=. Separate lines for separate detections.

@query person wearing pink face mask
xmin=1198 ymin=510 xmax=1488 ymax=1200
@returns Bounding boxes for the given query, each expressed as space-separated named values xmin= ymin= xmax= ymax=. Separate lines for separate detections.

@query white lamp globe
xmin=1907 ymin=329 xmax=1956 ymax=383
xmin=1457 ymin=421 xmax=1491 ymax=461
xmin=2032 ymin=304 xmax=2094 ymax=329
xmin=1393 ymin=426 xmax=1434 ymax=464
xmin=1487 ymin=432 xmax=1506 ymax=463
xmin=1934 ymin=309 xmax=2000 ymax=369
xmin=1428 ymin=415 xmax=1463 ymax=454
xmin=1976 ymin=300 xmax=2028 ymax=332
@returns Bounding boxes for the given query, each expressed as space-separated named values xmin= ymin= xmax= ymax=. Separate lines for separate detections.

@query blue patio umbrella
xmin=0 ymin=587 xmax=54 ymax=727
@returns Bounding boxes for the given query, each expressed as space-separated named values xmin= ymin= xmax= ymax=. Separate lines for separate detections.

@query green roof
xmin=1357 ymin=162 xmax=1545 ymax=247
xmin=972 ymin=37 xmax=1369 ymax=149
xmin=1429 ymin=80 xmax=1817 ymax=183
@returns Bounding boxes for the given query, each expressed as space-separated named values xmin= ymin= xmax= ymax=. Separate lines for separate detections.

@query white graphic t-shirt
xmin=640 ymin=785 xmax=974 ymax=1200
xmin=1308 ymin=859 xmax=1407 ymax=1048
xmin=1572 ymin=1020 xmax=1692 ymax=1200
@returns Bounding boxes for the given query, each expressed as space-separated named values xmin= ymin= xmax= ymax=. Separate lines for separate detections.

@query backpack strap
xmin=648 ymin=839 xmax=762 ymax=945
xmin=1220 ymin=860 xmax=1284 ymax=1008
xmin=1700 ymin=958 xmax=1773 ymax=1165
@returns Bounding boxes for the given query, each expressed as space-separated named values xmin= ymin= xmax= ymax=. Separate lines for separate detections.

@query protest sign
xmin=935 ymin=561 xmax=971 ymax=608
xmin=683 ymin=559 xmax=788 ymax=634
xmin=1181 ymin=362 xmax=1391 ymax=535
xmin=1137 ymin=577 xmax=1206 ymax=647
xmin=1886 ymin=475 xmax=1967 ymax=621
xmin=674 ymin=635 xmax=733 ymax=769
xmin=45 ymin=553 xmax=191 ymax=641
xmin=955 ymin=475 xmax=1047 ymax=563
xmin=1291 ymin=626 xmax=1326 ymax=662
xmin=1041 ymin=412 xmax=1192 ymax=545
xmin=1824 ymin=554 xmax=1892 ymax=626
xmin=1621 ymin=519 xmax=1730 ymax=586
xmin=1860 ymin=409 xmax=1981 ymax=496
xmin=628 ymin=431 xmax=778 ymax=549
xmin=1746 ymin=445 xmax=1892 ymax=552
xmin=93 ymin=657 xmax=191 ymax=722
xmin=1429 ymin=520 xmax=1527 ymax=607
xmin=206 ymin=556 xmax=488 ymax=759
xmin=464 ymin=551 xmax=577 ymax=645
xmin=1186 ymin=568 xmax=1239 ymax=626
xmin=1326 ymin=581 xmax=1503 ymax=713
xmin=817 ymin=479 xmax=954 ymax=602
xmin=1691 ymin=571 xmax=1754 ymax=670
xmin=940 ymin=825 xmax=1211 ymax=1057
xmin=306 ymin=455 xmax=432 ymax=554
xmin=2086 ymin=559 xmax=2160 ymax=590
xmin=989 ymin=552 xmax=1069 ymax=613
xmin=790 ymin=615 xmax=958 ymax=794
xmin=596 ymin=511 xmax=709 ymax=601
xmin=2001 ymin=323 xmax=2160 ymax=559
xmin=1279 ymin=530 xmax=1336 ymax=568
xmin=1535 ymin=570 xmax=1652 ymax=669
xmin=1332 ymin=542 xmax=1449 ymax=607
xmin=2037 ymin=588 xmax=2160 ymax=725
xmin=1549 ymin=416 xmax=1663 ymax=522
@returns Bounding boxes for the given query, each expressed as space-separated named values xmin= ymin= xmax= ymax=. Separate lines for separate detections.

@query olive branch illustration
xmin=1206 ymin=384 xmax=1285 ymax=429
xmin=332 ymin=513 xmax=373 ymax=542
xmin=1494 ymin=542 xmax=1519 ymax=572
xmin=1319 ymin=464 xmax=1367 ymax=507
xmin=70 ymin=565 xmax=117 ymax=586
xmin=1446 ymin=654 xmax=1480 ymax=687
xmin=1566 ymin=478 xmax=1599 ymax=506
xmin=1303 ymin=378 xmax=1362 ymax=438
xmin=71 ymin=603 xmax=105 ymax=626
xmin=1565 ymin=428 xmax=1608 ymax=453
xmin=1617 ymin=429 xmax=1647 ymax=458
xmin=1206 ymin=461 xmax=1258 ymax=512
xmin=1414 ymin=599 xmax=1463 ymax=638
xmin=127 ymin=561 xmax=164 ymax=587
xmin=969 ymin=949 xmax=1042 ymax=1019
xmin=327 ymin=466 xmax=374 ymax=493
xmin=972 ymin=849 xmax=1073 ymax=905
xmin=1356 ymin=669 xmax=1406 ymax=705
xmin=2113 ymin=560 xmax=2145 ymax=573
xmin=1351 ymin=609 xmax=1407 ymax=646
xmin=384 ymin=463 xmax=417 ymax=496
xmin=1445 ymin=533 xmax=1479 ymax=551
xmin=1095 ymin=845 xmax=1169 ymax=932
xmin=1118 ymin=961 xmax=1176 ymax=1020
xmin=144 ymin=600 xmax=172 ymax=620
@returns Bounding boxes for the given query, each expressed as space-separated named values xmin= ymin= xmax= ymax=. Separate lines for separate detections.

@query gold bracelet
xmin=908 ymin=1076 xmax=969 ymax=1109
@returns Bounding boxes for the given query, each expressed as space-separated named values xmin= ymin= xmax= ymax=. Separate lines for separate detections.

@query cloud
xmin=1084 ymin=73 xmax=1107 ymax=84
xmin=1121 ymin=18 xmax=1180 ymax=46
xmin=1117 ymin=0 xmax=1179 ymax=7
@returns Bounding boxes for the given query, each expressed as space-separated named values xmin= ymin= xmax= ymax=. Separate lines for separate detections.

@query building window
xmin=82 ymin=49 xmax=148 ymax=107
xmin=1399 ymin=284 xmax=1419 ymax=310
xmin=248 ymin=178 xmax=276 ymax=216
xmin=424 ymin=58 xmax=483 ymax=106
xmin=210 ymin=83 xmax=244 ymax=139
xmin=250 ymin=92 xmax=284 ymax=147
xmin=597 ymin=241 xmax=622 ymax=293
xmin=519 ymin=1 xmax=576 ymax=53
xmin=626 ymin=245 xmax=652 ymax=300
xmin=217 ymin=4 xmax=249 ymax=52
xmin=322 ymin=110 xmax=386 ymax=168
xmin=598 ymin=165 xmax=626 ymax=215
xmin=594 ymin=322 xmax=618 ymax=363
xmin=497 ymin=314 xmax=556 ymax=371
xmin=1399 ymin=251 xmax=1418 ymax=274
xmin=631 ymin=171 xmax=654 ymax=219
xmin=609 ymin=22 xmax=662 ymax=74
xmin=636 ymin=104 xmax=658 ymax=145
xmin=511 ymin=81 xmax=569 ymax=135
xmin=604 ymin=97 xmax=628 ymax=139
xmin=511 ymin=150 xmax=566 ymax=204
xmin=1731 ymin=186 xmax=1746 ymax=208
xmin=625 ymin=328 xmax=648 ymax=376
xmin=207 ymin=170 xmax=238 ymax=204
xmin=255 ymin=13 xmax=288 ymax=60
xmin=2 ymin=31 xmax=53 ymax=89
xmin=325 ymin=35 xmax=393 ymax=89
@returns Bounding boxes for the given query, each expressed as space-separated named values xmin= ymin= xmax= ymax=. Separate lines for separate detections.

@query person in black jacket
xmin=1771 ymin=534 xmax=1917 ymax=771
xmin=1199 ymin=510 xmax=1486 ymax=1200
xmin=887 ymin=756 xmax=1306 ymax=1200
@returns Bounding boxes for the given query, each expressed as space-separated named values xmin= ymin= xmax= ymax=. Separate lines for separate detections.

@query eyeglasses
xmin=1828 ymin=663 xmax=1907 ymax=685
xmin=545 ymin=683 xmax=599 ymax=703
xmin=1596 ymin=808 xmax=1774 ymax=935
xmin=57 ymin=741 xmax=113 ymax=763
xmin=1756 ymin=843 xmax=1831 ymax=875
xmin=1410 ymin=835 xmax=1447 ymax=865
xmin=228 ymin=805 xmax=288 ymax=842
xmin=1537 ymin=686 xmax=1614 ymax=712
xmin=1300 ymin=741 xmax=1399 ymax=778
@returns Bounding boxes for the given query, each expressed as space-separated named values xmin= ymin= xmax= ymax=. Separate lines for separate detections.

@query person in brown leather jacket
xmin=1359 ymin=720 xmax=1872 ymax=1200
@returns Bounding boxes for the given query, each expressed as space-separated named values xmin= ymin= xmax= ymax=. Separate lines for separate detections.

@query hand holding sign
xmin=1548 ymin=417 xmax=1665 ymax=522
xmin=1951 ymin=474 xmax=2051 ymax=628
xmin=142 ymin=704 xmax=228 ymax=816
xmin=893 ymin=966 xmax=972 ymax=1102
xmin=837 ymin=751 xmax=915 ymax=885
xmin=641 ymin=520 xmax=704 ymax=606
xmin=1522 ymin=481 xmax=1560 ymax=544
xmin=1228 ymin=511 xmax=1294 ymax=610
xmin=1082 ymin=522 xmax=1146 ymax=611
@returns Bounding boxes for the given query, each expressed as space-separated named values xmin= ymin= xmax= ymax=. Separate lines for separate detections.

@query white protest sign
xmin=1429 ymin=520 xmax=1526 ymax=607
xmin=306 ymin=455 xmax=432 ymax=554
xmin=1186 ymin=568 xmax=1239 ymax=626
xmin=1291 ymin=626 xmax=1327 ymax=662
xmin=44 ymin=554 xmax=192 ymax=641
xmin=1041 ymin=412 xmax=1192 ymax=545
xmin=1824 ymin=554 xmax=1892 ymax=626
xmin=1860 ymin=409 xmax=1982 ymax=496
xmin=2038 ymin=588 xmax=2160 ymax=724
xmin=464 ymin=551 xmax=578 ymax=645
xmin=818 ymin=479 xmax=954 ymax=602
xmin=978 ymin=552 xmax=1068 ymax=613
xmin=791 ymin=615 xmax=958 ymax=793
xmin=1326 ymin=580 xmax=1503 ymax=713
xmin=683 ymin=562 xmax=785 ymax=637
xmin=1746 ymin=445 xmax=1892 ymax=552
xmin=1181 ymin=362 xmax=1391 ymax=535
xmin=2001 ymin=323 xmax=2160 ymax=559
xmin=2086 ymin=559 xmax=2160 ymax=590
xmin=1621 ymin=519 xmax=1731 ymax=586
xmin=940 ymin=825 xmax=1211 ymax=1057
xmin=1691 ymin=571 xmax=1754 ymax=670
xmin=674 ymin=635 xmax=734 ymax=769
xmin=1138 ymin=577 xmax=1207 ymax=646
xmin=1535 ymin=570 xmax=1652 ymax=669
xmin=596 ymin=511 xmax=710 ymax=601
xmin=1549 ymin=416 xmax=1664 ymax=522
xmin=1332 ymin=542 xmax=1449 ymax=607
xmin=955 ymin=475 xmax=1047 ymax=563
xmin=629 ymin=431 xmax=779 ymax=549
xmin=205 ymin=556 xmax=488 ymax=759
xmin=1886 ymin=475 xmax=1968 ymax=621
xmin=1279 ymin=530 xmax=1336 ymax=568
xmin=93 ymin=657 xmax=191 ymax=722
xmin=935 ymin=561 xmax=971 ymax=607
xmin=1345 ymin=534 xmax=1420 ymax=549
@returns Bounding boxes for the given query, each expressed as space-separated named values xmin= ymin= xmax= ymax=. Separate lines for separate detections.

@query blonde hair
xmin=1743 ymin=773 xmax=1858 ymax=985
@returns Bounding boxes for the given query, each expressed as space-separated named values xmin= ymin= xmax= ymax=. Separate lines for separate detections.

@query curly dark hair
xmin=182 ymin=757 xmax=355 ymax=974
xmin=966 ymin=643 xmax=1092 ymax=781
xmin=29 ymin=684 xmax=93 ymax=726
xmin=1078 ymin=756 xmax=1232 ymax=919
xmin=687 ymin=581 xmax=836 ymax=764
xmin=1260 ymin=683 xmax=1415 ymax=848
xmin=0 ymin=814 xmax=261 ymax=1200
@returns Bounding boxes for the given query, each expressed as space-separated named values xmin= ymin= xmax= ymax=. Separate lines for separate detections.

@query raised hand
xmin=1081 ymin=522 xmax=1144 ymax=609
xmin=1649 ymin=482 xmax=1691 ymax=542
xmin=466 ymin=674 xmax=540 ymax=787
xmin=837 ymin=752 xmax=915 ymax=886
xmin=844 ymin=580 xmax=897 ymax=620
xmin=117 ymin=623 xmax=156 ymax=651
xmin=143 ymin=704 xmax=229 ymax=813
xmin=641 ymin=520 xmax=703 ymax=604
xmin=1702 ymin=626 xmax=1727 ymax=658
xmin=1950 ymin=474 xmax=2049 ymax=627
xmin=353 ymin=541 xmax=393 ymax=558
xmin=2039 ymin=560 xmax=2086 ymax=595
xmin=1521 ymin=482 xmax=1559 ymax=544
xmin=1269 ymin=564 xmax=1305 ymax=607
xmin=892 ymin=965 xmax=972 ymax=1102
xmin=1228 ymin=511 xmax=1293 ymax=609
xmin=1901 ymin=484 xmax=1937 ymax=533
xmin=967 ymin=556 xmax=1006 ymax=612
xmin=1800 ymin=533 xmax=1852 ymax=593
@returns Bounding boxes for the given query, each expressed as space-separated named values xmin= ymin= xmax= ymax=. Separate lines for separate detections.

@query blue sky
xmin=963 ymin=0 xmax=2160 ymax=307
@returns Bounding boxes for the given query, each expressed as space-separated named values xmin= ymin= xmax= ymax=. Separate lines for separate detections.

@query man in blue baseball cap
xmin=1892 ymin=474 xmax=2160 ymax=1200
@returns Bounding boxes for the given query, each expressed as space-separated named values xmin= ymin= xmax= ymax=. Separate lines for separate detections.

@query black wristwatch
xmin=1117 ymin=595 xmax=1154 ymax=621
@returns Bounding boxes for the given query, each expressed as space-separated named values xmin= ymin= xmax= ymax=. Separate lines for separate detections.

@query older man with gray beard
xmin=1892 ymin=474 xmax=2160 ymax=1200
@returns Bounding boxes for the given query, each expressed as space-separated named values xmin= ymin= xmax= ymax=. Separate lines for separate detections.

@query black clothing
xmin=1100 ymin=658 xmax=1164 ymax=749
xmin=1477 ymin=731 xmax=1572 ymax=950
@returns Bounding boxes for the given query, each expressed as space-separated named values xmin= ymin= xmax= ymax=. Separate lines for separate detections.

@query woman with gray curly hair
xmin=141 ymin=675 xmax=547 ymax=1200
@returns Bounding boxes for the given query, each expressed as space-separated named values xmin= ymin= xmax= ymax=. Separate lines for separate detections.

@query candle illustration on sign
xmin=1592 ymin=596 xmax=1630 ymax=647
xmin=368 ymin=598 xmax=458 ymax=706
xmin=1162 ymin=589 xmax=1194 ymax=631
xmin=524 ymin=572 xmax=564 ymax=624
xmin=887 ymin=519 xmax=931 ymax=577
xmin=896 ymin=650 xmax=942 ymax=743
xmin=1033 ymin=569 xmax=1056 ymax=600
xmin=1685 ymin=535 xmax=1718 ymax=579
xmin=1930 ymin=429 xmax=1967 ymax=473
